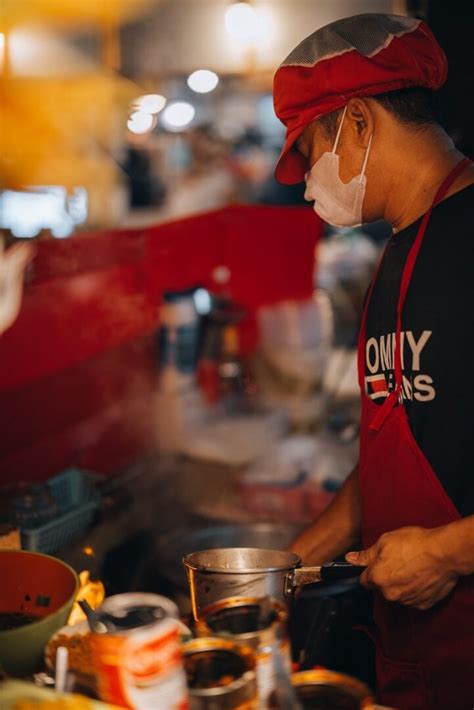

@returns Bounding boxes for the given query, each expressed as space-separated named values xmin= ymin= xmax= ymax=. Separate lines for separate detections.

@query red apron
xmin=357 ymin=158 xmax=474 ymax=710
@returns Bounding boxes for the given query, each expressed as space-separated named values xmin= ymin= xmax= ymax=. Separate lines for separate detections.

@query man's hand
xmin=346 ymin=526 xmax=459 ymax=610
xmin=0 ymin=239 xmax=35 ymax=334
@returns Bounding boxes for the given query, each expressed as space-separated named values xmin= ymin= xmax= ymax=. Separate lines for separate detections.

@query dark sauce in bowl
xmin=0 ymin=612 xmax=41 ymax=631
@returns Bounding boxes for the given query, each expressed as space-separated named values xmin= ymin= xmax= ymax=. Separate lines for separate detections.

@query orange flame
xmin=68 ymin=569 xmax=105 ymax=626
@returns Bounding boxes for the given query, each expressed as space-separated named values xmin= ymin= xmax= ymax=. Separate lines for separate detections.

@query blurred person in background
xmin=164 ymin=124 xmax=237 ymax=219
xmin=122 ymin=132 xmax=167 ymax=209
xmin=273 ymin=13 xmax=474 ymax=710
xmin=229 ymin=128 xmax=274 ymax=202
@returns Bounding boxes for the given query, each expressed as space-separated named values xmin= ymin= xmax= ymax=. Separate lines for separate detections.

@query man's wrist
xmin=430 ymin=517 xmax=474 ymax=577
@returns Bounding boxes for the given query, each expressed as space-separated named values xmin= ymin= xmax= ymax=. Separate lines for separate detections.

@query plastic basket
xmin=20 ymin=468 xmax=100 ymax=554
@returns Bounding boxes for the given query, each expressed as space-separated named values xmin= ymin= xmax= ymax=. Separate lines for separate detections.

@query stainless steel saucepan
xmin=183 ymin=547 xmax=365 ymax=620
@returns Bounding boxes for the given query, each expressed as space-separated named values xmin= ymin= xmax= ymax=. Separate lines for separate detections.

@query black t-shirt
xmin=364 ymin=183 xmax=474 ymax=517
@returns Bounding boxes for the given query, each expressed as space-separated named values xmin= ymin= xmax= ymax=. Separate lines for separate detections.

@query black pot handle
xmin=319 ymin=561 xmax=366 ymax=583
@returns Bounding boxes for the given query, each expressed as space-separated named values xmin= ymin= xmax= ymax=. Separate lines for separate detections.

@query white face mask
xmin=304 ymin=106 xmax=372 ymax=228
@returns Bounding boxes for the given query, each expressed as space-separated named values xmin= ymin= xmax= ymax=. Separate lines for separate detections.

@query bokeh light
xmin=225 ymin=2 xmax=263 ymax=41
xmin=127 ymin=110 xmax=155 ymax=134
xmin=162 ymin=101 xmax=196 ymax=131
xmin=133 ymin=94 xmax=167 ymax=114
xmin=187 ymin=69 xmax=219 ymax=94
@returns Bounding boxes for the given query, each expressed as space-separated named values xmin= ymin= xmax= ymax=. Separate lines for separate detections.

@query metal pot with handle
xmin=183 ymin=547 xmax=365 ymax=620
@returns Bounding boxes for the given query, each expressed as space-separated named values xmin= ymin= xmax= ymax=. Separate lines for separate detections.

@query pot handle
xmin=285 ymin=562 xmax=366 ymax=595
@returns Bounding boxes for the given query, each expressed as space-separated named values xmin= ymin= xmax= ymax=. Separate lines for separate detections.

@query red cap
xmin=273 ymin=14 xmax=448 ymax=184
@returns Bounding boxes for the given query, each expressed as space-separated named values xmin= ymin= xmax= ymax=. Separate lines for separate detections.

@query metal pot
xmin=183 ymin=548 xmax=364 ymax=620
xmin=156 ymin=523 xmax=302 ymax=593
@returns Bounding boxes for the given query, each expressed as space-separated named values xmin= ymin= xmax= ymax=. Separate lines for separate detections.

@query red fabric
xmin=0 ymin=204 xmax=321 ymax=485
xmin=273 ymin=20 xmax=447 ymax=184
xmin=357 ymin=161 xmax=474 ymax=709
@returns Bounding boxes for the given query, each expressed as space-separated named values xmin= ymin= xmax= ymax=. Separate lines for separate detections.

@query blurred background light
xmin=133 ymin=93 xmax=167 ymax=114
xmin=5 ymin=29 xmax=98 ymax=76
xmin=0 ymin=187 xmax=88 ymax=239
xmin=193 ymin=288 xmax=212 ymax=315
xmin=187 ymin=69 xmax=219 ymax=94
xmin=162 ymin=101 xmax=195 ymax=131
xmin=127 ymin=110 xmax=155 ymax=134
xmin=224 ymin=2 xmax=268 ymax=42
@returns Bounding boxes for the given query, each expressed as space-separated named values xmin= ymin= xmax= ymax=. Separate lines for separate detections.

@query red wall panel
xmin=0 ymin=204 xmax=321 ymax=486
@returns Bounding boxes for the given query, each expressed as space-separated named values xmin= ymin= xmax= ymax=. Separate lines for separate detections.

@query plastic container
xmin=20 ymin=468 xmax=100 ymax=554
xmin=10 ymin=483 xmax=59 ymax=529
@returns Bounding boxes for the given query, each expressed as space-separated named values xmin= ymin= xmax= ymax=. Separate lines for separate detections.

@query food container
xmin=0 ymin=549 xmax=79 ymax=675
xmin=268 ymin=669 xmax=375 ymax=709
xmin=196 ymin=597 xmax=291 ymax=705
xmin=90 ymin=593 xmax=188 ymax=710
xmin=182 ymin=637 xmax=257 ymax=710
xmin=183 ymin=548 xmax=364 ymax=620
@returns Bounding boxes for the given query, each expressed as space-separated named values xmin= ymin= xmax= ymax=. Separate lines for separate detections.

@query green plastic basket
xmin=20 ymin=468 xmax=100 ymax=554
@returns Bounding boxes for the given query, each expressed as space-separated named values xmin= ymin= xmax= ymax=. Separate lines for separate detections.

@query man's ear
xmin=346 ymin=98 xmax=374 ymax=148
xmin=297 ymin=119 xmax=318 ymax=160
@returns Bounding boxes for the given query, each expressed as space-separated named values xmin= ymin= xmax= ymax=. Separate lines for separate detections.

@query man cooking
xmin=273 ymin=13 xmax=474 ymax=710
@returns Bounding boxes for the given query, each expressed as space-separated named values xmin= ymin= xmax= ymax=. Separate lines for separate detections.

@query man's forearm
xmin=432 ymin=514 xmax=474 ymax=576
xmin=289 ymin=464 xmax=361 ymax=564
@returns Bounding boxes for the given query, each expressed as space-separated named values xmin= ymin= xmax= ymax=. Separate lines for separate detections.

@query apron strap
xmin=366 ymin=157 xmax=472 ymax=431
